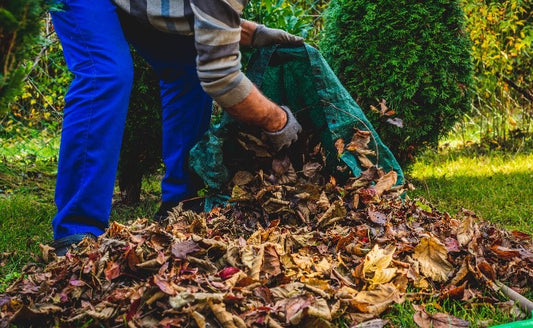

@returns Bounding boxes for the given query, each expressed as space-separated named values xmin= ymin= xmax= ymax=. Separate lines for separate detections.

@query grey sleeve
xmin=190 ymin=0 xmax=254 ymax=108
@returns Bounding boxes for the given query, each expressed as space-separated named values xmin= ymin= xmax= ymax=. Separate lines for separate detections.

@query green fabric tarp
xmin=190 ymin=44 xmax=403 ymax=195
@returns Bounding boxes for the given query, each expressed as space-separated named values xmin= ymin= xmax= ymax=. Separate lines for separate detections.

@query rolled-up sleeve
xmin=190 ymin=0 xmax=253 ymax=108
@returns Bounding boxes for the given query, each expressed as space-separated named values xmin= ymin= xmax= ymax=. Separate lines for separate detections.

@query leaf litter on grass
xmin=1 ymin=128 xmax=532 ymax=328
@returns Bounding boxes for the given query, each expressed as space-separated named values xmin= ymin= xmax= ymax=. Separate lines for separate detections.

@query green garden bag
xmin=190 ymin=44 xmax=403 ymax=195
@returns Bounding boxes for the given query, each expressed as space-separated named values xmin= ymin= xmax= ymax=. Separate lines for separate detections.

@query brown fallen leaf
xmin=208 ymin=299 xmax=247 ymax=328
xmin=413 ymin=236 xmax=453 ymax=282
xmin=232 ymin=170 xmax=254 ymax=186
xmin=457 ymin=214 xmax=475 ymax=247
xmin=413 ymin=307 xmax=469 ymax=328
xmin=351 ymin=283 xmax=403 ymax=315
xmin=3 ymin=126 xmax=533 ymax=328
xmin=373 ymin=171 xmax=397 ymax=197
xmin=104 ymin=260 xmax=121 ymax=281
xmin=262 ymin=243 xmax=283 ymax=277
xmin=171 ymin=240 xmax=200 ymax=260
xmin=361 ymin=245 xmax=397 ymax=288
xmin=491 ymin=245 xmax=521 ymax=259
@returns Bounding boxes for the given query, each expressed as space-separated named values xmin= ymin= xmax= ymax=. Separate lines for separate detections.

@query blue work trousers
xmin=50 ymin=0 xmax=212 ymax=239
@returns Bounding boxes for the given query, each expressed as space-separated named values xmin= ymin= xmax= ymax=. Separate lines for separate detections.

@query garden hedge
xmin=320 ymin=0 xmax=474 ymax=162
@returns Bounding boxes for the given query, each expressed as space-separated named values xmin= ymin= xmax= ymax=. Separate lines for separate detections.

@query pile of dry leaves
xmin=1 ymin=129 xmax=532 ymax=328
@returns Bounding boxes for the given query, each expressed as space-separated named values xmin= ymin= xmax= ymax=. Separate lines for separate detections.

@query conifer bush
xmin=0 ymin=0 xmax=44 ymax=114
xmin=320 ymin=0 xmax=474 ymax=162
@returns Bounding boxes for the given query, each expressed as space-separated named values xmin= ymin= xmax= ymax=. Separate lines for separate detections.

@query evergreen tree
xmin=320 ymin=0 xmax=473 ymax=163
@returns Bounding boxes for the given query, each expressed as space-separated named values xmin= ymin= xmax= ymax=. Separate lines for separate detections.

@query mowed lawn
xmin=408 ymin=149 xmax=533 ymax=234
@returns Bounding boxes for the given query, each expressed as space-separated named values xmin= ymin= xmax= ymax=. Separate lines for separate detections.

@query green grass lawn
xmin=407 ymin=149 xmax=533 ymax=234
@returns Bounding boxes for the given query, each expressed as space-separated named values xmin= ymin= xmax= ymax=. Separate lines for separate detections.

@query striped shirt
xmin=113 ymin=0 xmax=253 ymax=108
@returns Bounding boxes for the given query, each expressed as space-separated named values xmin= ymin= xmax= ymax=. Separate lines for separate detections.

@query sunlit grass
xmin=407 ymin=149 xmax=533 ymax=234
xmin=0 ymin=124 xmax=60 ymax=161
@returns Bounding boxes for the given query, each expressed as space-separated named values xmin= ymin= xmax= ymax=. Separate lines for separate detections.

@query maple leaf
xmin=413 ymin=236 xmax=453 ymax=282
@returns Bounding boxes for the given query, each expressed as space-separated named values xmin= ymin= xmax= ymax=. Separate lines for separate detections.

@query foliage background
xmin=459 ymin=0 xmax=532 ymax=149
xmin=0 ymin=0 xmax=46 ymax=116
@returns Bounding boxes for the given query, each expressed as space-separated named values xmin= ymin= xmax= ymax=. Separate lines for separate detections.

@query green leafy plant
xmin=0 ymin=0 xmax=45 ymax=115
xmin=320 ymin=0 xmax=474 ymax=163
xmin=460 ymin=0 xmax=532 ymax=149
xmin=8 ymin=17 xmax=71 ymax=131
xmin=243 ymin=0 xmax=320 ymax=41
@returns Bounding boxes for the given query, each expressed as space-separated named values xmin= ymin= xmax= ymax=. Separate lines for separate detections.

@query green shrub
xmin=0 ymin=0 xmax=45 ymax=115
xmin=320 ymin=0 xmax=474 ymax=163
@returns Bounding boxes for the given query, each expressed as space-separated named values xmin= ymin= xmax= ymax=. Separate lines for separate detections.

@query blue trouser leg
xmin=119 ymin=14 xmax=212 ymax=203
xmin=51 ymin=0 xmax=133 ymax=239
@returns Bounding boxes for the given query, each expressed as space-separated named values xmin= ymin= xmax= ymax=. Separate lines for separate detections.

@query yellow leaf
xmin=413 ymin=236 xmax=453 ymax=282
xmin=369 ymin=268 xmax=397 ymax=288
xmin=208 ymin=299 xmax=246 ymax=328
xmin=457 ymin=215 xmax=475 ymax=247
xmin=352 ymin=283 xmax=403 ymax=315
xmin=291 ymin=252 xmax=313 ymax=271
xmin=362 ymin=244 xmax=397 ymax=288
xmin=362 ymin=244 xmax=395 ymax=276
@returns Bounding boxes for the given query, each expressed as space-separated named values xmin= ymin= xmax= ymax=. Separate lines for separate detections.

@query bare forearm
xmin=224 ymin=85 xmax=286 ymax=132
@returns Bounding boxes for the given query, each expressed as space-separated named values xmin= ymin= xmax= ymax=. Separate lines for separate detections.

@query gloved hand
xmin=252 ymin=25 xmax=304 ymax=48
xmin=264 ymin=106 xmax=302 ymax=151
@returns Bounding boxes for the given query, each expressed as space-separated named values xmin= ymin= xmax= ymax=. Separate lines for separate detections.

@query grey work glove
xmin=264 ymin=106 xmax=302 ymax=151
xmin=252 ymin=25 xmax=304 ymax=48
